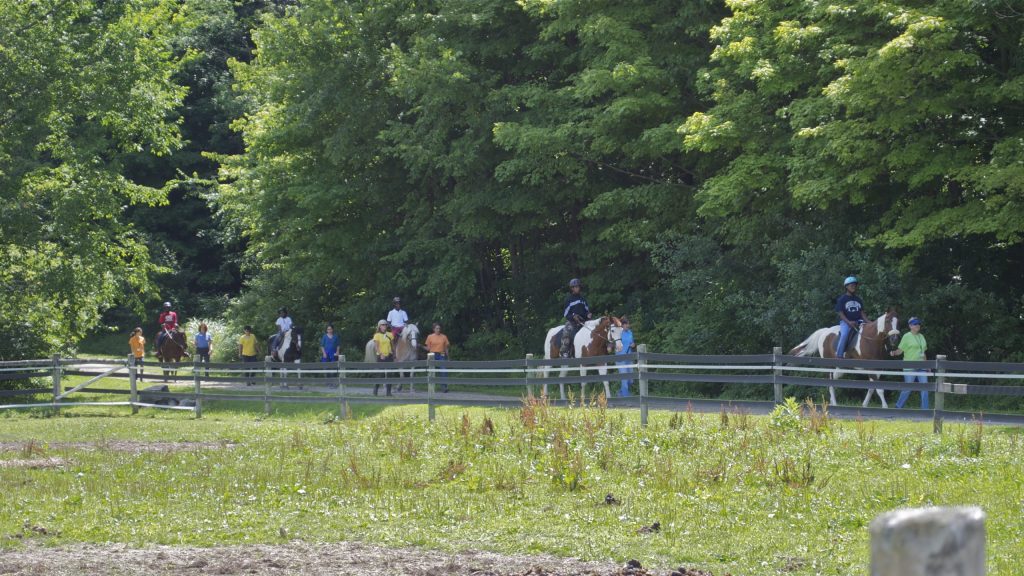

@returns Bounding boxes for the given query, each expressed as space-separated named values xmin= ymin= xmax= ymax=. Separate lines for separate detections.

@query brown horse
xmin=156 ymin=329 xmax=189 ymax=382
xmin=789 ymin=309 xmax=900 ymax=407
xmin=542 ymin=316 xmax=623 ymax=400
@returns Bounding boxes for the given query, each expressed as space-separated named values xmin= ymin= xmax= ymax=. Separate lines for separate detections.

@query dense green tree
xmin=0 ymin=0 xmax=197 ymax=358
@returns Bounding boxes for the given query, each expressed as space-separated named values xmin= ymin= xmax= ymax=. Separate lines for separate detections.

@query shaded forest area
xmin=2 ymin=0 xmax=1022 ymax=371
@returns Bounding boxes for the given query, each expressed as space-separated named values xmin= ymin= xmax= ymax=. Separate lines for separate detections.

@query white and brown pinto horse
xmin=542 ymin=316 xmax=623 ymax=400
xmin=363 ymin=323 xmax=420 ymax=393
xmin=789 ymin=310 xmax=900 ymax=407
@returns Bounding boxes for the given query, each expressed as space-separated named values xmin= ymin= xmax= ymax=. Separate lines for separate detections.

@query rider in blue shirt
xmin=835 ymin=276 xmax=865 ymax=358
xmin=560 ymin=278 xmax=592 ymax=358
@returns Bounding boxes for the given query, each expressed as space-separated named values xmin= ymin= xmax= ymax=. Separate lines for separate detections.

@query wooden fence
xmin=1 ymin=345 xmax=1023 ymax=430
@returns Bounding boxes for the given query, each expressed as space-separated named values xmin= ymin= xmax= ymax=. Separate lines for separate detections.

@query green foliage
xmin=0 ymin=0 xmax=199 ymax=359
xmin=769 ymin=397 xmax=803 ymax=432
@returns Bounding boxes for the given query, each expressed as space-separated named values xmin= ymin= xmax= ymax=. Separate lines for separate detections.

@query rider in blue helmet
xmin=834 ymin=276 xmax=865 ymax=358
xmin=560 ymin=278 xmax=592 ymax=358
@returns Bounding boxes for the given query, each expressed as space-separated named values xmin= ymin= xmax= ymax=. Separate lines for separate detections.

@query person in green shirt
xmin=891 ymin=317 xmax=929 ymax=409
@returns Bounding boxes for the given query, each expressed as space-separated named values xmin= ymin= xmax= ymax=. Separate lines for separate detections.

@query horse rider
xmin=272 ymin=307 xmax=293 ymax=355
xmin=835 ymin=276 xmax=866 ymax=358
xmin=560 ymin=278 xmax=592 ymax=358
xmin=387 ymin=297 xmax=409 ymax=340
xmin=155 ymin=301 xmax=181 ymax=358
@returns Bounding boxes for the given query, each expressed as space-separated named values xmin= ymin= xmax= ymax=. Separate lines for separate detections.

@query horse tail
xmin=788 ymin=329 xmax=826 ymax=357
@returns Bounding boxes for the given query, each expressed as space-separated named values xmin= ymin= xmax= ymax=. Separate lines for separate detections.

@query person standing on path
xmin=424 ymin=323 xmax=451 ymax=392
xmin=129 ymin=327 xmax=146 ymax=381
xmin=320 ymin=324 xmax=340 ymax=362
xmin=194 ymin=323 xmax=213 ymax=378
xmin=387 ymin=297 xmax=409 ymax=340
xmin=239 ymin=325 xmax=260 ymax=386
xmin=892 ymin=317 xmax=930 ymax=409
xmin=616 ymin=317 xmax=635 ymax=397
xmin=373 ymin=320 xmax=394 ymax=396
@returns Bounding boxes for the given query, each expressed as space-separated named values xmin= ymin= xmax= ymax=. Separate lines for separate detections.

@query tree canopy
xmin=2 ymin=0 xmax=1021 ymax=369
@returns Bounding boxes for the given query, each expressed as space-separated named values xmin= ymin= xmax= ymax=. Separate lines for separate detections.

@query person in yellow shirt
xmin=239 ymin=325 xmax=260 ymax=386
xmin=128 ymin=327 xmax=146 ymax=381
xmin=372 ymin=320 xmax=393 ymax=396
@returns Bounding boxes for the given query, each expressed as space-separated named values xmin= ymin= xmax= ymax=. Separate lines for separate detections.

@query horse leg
xmin=871 ymin=376 xmax=888 ymax=408
xmin=559 ymin=364 xmax=567 ymax=401
xmin=829 ymin=368 xmax=839 ymax=406
xmin=600 ymin=365 xmax=611 ymax=399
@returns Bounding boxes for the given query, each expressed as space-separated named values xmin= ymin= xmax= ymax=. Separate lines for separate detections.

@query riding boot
xmin=373 ymin=384 xmax=379 ymax=396
xmin=560 ymin=324 xmax=574 ymax=358
xmin=386 ymin=383 xmax=392 ymax=396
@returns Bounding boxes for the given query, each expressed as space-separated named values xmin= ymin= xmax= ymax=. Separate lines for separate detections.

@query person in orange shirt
xmin=128 ymin=327 xmax=146 ymax=381
xmin=423 ymin=323 xmax=451 ymax=392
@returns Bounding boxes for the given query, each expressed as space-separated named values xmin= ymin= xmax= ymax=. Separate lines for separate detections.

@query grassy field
xmin=1 ymin=399 xmax=1022 ymax=575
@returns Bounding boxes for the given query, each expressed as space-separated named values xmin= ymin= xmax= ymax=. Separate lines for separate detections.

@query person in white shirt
xmin=272 ymin=307 xmax=293 ymax=356
xmin=386 ymin=297 xmax=409 ymax=339
xmin=275 ymin=308 xmax=293 ymax=333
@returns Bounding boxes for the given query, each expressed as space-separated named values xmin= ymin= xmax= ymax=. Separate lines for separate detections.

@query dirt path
xmin=0 ymin=541 xmax=717 ymax=575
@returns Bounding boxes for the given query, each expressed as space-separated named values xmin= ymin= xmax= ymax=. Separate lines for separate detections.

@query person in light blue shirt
xmin=194 ymin=323 xmax=213 ymax=378
xmin=320 ymin=324 xmax=340 ymax=362
xmin=616 ymin=317 xmax=636 ymax=397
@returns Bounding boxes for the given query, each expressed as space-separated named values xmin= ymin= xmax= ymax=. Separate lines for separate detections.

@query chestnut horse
xmin=542 ymin=316 xmax=623 ymax=400
xmin=789 ymin=310 xmax=900 ymax=407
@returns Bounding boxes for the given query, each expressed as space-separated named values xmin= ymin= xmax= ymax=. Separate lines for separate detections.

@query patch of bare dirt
xmin=0 ymin=441 xmax=234 ymax=454
xmin=0 ymin=542 xmax=731 ymax=575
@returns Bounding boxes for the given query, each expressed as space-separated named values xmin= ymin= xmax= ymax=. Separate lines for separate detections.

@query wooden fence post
xmin=525 ymin=354 xmax=534 ymax=397
xmin=51 ymin=354 xmax=61 ymax=414
xmin=129 ymin=354 xmax=138 ymax=415
xmin=870 ymin=507 xmax=985 ymax=576
xmin=193 ymin=357 xmax=202 ymax=419
xmin=427 ymin=353 xmax=436 ymax=422
xmin=934 ymin=354 xmax=946 ymax=434
xmin=772 ymin=346 xmax=783 ymax=404
xmin=338 ymin=355 xmax=348 ymax=420
xmin=637 ymin=344 xmax=648 ymax=427
xmin=264 ymin=356 xmax=272 ymax=415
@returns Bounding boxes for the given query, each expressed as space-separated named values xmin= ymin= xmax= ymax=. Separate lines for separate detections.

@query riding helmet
xmin=163 ymin=301 xmax=171 ymax=308
xmin=844 ymin=276 xmax=858 ymax=287
xmin=278 ymin=307 xmax=288 ymax=314
xmin=378 ymin=319 xmax=389 ymax=326
xmin=393 ymin=296 xmax=401 ymax=303
xmin=568 ymin=278 xmax=582 ymax=288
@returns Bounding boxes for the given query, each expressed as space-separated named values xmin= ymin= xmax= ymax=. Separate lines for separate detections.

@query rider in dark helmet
xmin=560 ymin=278 xmax=592 ymax=358
xmin=155 ymin=301 xmax=179 ymax=359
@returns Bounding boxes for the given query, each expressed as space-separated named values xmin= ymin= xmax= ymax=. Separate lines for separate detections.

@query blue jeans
xmin=835 ymin=321 xmax=863 ymax=358
xmin=433 ymin=354 xmax=448 ymax=392
xmin=616 ymin=355 xmax=632 ymax=397
xmin=896 ymin=371 xmax=930 ymax=409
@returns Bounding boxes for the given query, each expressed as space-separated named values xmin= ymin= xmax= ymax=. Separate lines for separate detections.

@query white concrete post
xmin=427 ymin=353 xmax=436 ymax=422
xmin=870 ymin=507 xmax=985 ymax=576
xmin=525 ymin=353 xmax=534 ymax=397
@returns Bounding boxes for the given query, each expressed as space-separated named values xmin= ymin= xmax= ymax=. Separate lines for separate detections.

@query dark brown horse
xmin=156 ymin=329 xmax=189 ymax=382
xmin=789 ymin=309 xmax=900 ymax=407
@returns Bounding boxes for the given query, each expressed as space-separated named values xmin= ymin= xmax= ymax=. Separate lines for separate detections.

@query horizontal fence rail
xmin=0 ymin=347 xmax=1022 ymax=430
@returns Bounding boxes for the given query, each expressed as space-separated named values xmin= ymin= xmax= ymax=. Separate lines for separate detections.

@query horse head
xmin=292 ymin=326 xmax=303 ymax=353
xmin=876 ymin=309 xmax=901 ymax=353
